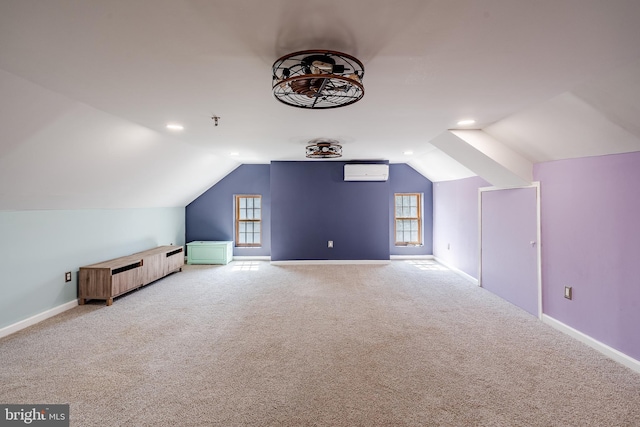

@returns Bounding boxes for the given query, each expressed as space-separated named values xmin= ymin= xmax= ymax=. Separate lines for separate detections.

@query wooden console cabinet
xmin=79 ymin=245 xmax=184 ymax=306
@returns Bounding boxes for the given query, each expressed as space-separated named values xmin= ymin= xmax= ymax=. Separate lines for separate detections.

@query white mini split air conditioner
xmin=344 ymin=164 xmax=389 ymax=181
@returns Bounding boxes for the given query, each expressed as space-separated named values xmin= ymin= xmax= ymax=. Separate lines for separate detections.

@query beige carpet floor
xmin=1 ymin=260 xmax=639 ymax=426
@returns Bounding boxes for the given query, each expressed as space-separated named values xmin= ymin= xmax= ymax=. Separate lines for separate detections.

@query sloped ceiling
xmin=485 ymin=59 xmax=640 ymax=163
xmin=1 ymin=0 xmax=640 ymax=210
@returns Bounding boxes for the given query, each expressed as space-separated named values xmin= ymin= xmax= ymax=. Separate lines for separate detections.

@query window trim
xmin=394 ymin=193 xmax=423 ymax=246
xmin=235 ymin=194 xmax=262 ymax=248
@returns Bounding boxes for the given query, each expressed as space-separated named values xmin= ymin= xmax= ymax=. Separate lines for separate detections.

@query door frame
xmin=478 ymin=182 xmax=542 ymax=319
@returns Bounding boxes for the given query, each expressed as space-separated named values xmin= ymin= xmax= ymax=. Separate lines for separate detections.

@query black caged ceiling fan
xmin=272 ymin=50 xmax=365 ymax=109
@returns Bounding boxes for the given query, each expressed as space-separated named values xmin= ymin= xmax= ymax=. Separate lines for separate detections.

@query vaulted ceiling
xmin=1 ymin=0 xmax=639 ymax=210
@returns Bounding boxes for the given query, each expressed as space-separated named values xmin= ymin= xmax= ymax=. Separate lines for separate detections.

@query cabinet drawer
xmin=112 ymin=267 xmax=142 ymax=295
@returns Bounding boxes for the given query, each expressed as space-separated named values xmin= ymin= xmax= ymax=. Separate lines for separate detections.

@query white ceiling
xmin=1 ymin=0 xmax=640 ymax=209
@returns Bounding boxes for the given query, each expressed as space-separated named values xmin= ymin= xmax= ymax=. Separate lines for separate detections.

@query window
xmin=235 ymin=195 xmax=261 ymax=247
xmin=394 ymin=193 xmax=422 ymax=246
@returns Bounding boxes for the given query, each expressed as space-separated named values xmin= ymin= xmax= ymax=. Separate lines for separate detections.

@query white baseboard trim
xmin=390 ymin=255 xmax=435 ymax=260
xmin=433 ymin=257 xmax=479 ymax=285
xmin=270 ymin=260 xmax=391 ymax=266
xmin=542 ymin=314 xmax=640 ymax=374
xmin=0 ymin=300 xmax=79 ymax=339
xmin=232 ymin=256 xmax=271 ymax=261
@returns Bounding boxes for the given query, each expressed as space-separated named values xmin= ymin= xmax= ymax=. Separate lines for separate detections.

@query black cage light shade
xmin=272 ymin=50 xmax=365 ymax=109
xmin=305 ymin=139 xmax=342 ymax=158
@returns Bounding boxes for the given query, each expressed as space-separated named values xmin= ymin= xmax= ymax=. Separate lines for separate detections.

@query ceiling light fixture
xmin=306 ymin=139 xmax=342 ymax=158
xmin=166 ymin=123 xmax=184 ymax=131
xmin=272 ymin=50 xmax=365 ymax=109
xmin=456 ymin=119 xmax=476 ymax=126
xmin=403 ymin=150 xmax=414 ymax=155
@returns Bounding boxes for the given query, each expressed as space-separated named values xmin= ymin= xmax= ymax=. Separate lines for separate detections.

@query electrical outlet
xmin=328 ymin=240 xmax=333 ymax=248
xmin=564 ymin=286 xmax=572 ymax=300
xmin=65 ymin=272 xmax=72 ymax=283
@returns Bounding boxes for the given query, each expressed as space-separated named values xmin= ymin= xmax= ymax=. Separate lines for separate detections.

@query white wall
xmin=0 ymin=207 xmax=185 ymax=330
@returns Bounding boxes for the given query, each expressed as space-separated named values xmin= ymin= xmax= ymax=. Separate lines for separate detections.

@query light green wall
xmin=0 ymin=207 xmax=185 ymax=329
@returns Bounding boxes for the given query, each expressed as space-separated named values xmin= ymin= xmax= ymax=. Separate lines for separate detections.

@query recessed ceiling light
xmin=403 ymin=150 xmax=414 ymax=155
xmin=456 ymin=119 xmax=476 ymax=126
xmin=166 ymin=123 xmax=184 ymax=131
xmin=229 ymin=152 xmax=240 ymax=156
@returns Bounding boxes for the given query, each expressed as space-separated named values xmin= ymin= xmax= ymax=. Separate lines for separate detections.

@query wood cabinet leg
xmin=79 ymin=298 xmax=85 ymax=305
xmin=106 ymin=298 xmax=113 ymax=306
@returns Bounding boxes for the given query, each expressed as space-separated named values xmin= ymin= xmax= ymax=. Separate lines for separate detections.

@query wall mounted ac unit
xmin=344 ymin=164 xmax=389 ymax=181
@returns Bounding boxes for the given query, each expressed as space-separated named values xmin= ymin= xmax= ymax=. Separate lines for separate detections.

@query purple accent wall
xmin=535 ymin=152 xmax=640 ymax=360
xmin=270 ymin=161 xmax=390 ymax=261
xmin=481 ymin=187 xmax=539 ymax=316
xmin=185 ymin=164 xmax=271 ymax=256
xmin=389 ymin=163 xmax=433 ymax=255
xmin=433 ymin=176 xmax=489 ymax=278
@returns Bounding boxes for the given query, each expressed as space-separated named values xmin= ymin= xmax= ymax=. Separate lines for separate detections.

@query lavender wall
xmin=389 ymin=163 xmax=433 ymax=256
xmin=433 ymin=176 xmax=489 ymax=278
xmin=535 ymin=152 xmax=640 ymax=360
xmin=270 ymin=161 xmax=390 ymax=261
xmin=185 ymin=164 xmax=271 ymax=257
xmin=481 ymin=187 xmax=539 ymax=316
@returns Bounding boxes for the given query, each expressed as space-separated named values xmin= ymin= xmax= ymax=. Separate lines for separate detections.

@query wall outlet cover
xmin=65 ymin=272 xmax=72 ymax=282
xmin=564 ymin=286 xmax=572 ymax=300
